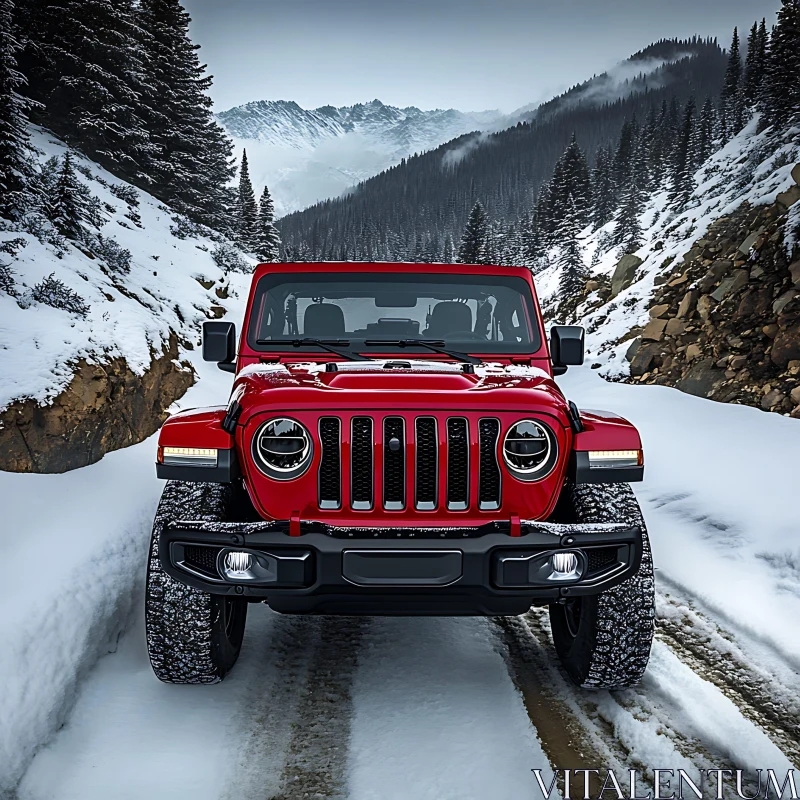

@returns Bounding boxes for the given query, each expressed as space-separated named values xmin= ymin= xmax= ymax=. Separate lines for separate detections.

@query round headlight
xmin=252 ymin=417 xmax=313 ymax=479
xmin=502 ymin=420 xmax=558 ymax=481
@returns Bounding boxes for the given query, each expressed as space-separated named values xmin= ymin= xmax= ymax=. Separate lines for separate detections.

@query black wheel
xmin=145 ymin=481 xmax=247 ymax=684
xmin=549 ymin=483 xmax=655 ymax=689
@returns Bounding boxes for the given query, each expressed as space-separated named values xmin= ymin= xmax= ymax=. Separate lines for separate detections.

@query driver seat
xmin=424 ymin=302 xmax=473 ymax=338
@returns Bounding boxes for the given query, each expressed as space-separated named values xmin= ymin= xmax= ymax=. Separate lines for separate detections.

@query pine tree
xmin=137 ymin=0 xmax=235 ymax=229
xmin=50 ymin=152 xmax=88 ymax=239
xmin=761 ymin=1 xmax=800 ymax=128
xmin=17 ymin=0 xmax=153 ymax=180
xmin=0 ymin=0 xmax=32 ymax=220
xmin=613 ymin=181 xmax=643 ymax=255
xmin=693 ymin=97 xmax=717 ymax=166
xmin=256 ymin=184 xmax=281 ymax=263
xmin=590 ymin=144 xmax=615 ymax=229
xmin=558 ymin=195 xmax=587 ymax=299
xmin=457 ymin=201 xmax=489 ymax=264
xmin=612 ymin=118 xmax=638 ymax=196
xmin=743 ymin=22 xmax=765 ymax=106
xmin=442 ymin=234 xmax=455 ymax=263
xmin=235 ymin=149 xmax=258 ymax=251
xmin=670 ymin=96 xmax=697 ymax=208
xmin=720 ymin=27 xmax=745 ymax=138
xmin=547 ymin=134 xmax=591 ymax=238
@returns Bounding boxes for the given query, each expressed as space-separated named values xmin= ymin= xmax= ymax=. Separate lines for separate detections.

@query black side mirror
xmin=203 ymin=321 xmax=237 ymax=373
xmin=550 ymin=325 xmax=585 ymax=375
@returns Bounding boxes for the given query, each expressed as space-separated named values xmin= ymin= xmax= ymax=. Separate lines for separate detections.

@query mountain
xmin=276 ymin=39 xmax=727 ymax=258
xmin=216 ymin=99 xmax=504 ymax=216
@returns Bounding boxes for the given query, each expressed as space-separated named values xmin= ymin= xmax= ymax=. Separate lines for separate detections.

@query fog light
xmin=224 ymin=551 xmax=253 ymax=576
xmin=219 ymin=549 xmax=279 ymax=583
xmin=550 ymin=552 xmax=579 ymax=578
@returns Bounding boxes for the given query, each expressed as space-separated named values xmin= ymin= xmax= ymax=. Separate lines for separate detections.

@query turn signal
xmin=587 ymin=450 xmax=643 ymax=469
xmin=159 ymin=446 xmax=218 ymax=467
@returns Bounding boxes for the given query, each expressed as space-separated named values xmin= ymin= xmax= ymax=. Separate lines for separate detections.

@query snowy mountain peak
xmin=216 ymin=98 xmax=504 ymax=217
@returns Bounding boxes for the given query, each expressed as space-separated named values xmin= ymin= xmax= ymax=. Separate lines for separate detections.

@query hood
xmin=232 ymin=359 xmax=568 ymax=422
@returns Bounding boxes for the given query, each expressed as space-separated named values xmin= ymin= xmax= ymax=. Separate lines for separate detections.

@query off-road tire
xmin=145 ymin=481 xmax=247 ymax=684
xmin=549 ymin=483 xmax=655 ymax=689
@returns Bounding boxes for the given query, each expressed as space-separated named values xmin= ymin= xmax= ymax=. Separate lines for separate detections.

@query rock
xmin=772 ymin=326 xmax=800 ymax=368
xmin=0 ymin=334 xmax=194 ymax=473
xmin=736 ymin=288 xmax=771 ymax=318
xmin=738 ymin=228 xmax=765 ymax=255
xmin=791 ymin=386 xmax=800 ymax=405
xmin=668 ymin=273 xmax=689 ymax=287
xmin=729 ymin=355 xmax=748 ymax=369
xmin=625 ymin=337 xmax=642 ymax=362
xmin=792 ymin=406 xmax=800 ymax=419
xmin=777 ymin=185 xmax=800 ymax=209
xmin=711 ymin=275 xmax=738 ymax=302
xmin=642 ymin=318 xmax=668 ymax=341
xmin=686 ymin=344 xmax=702 ymax=361
xmin=629 ymin=342 xmax=661 ymax=376
xmin=790 ymin=261 xmax=800 ymax=289
xmin=654 ymin=241 xmax=665 ymax=251
xmin=730 ymin=269 xmax=750 ymax=293
xmin=585 ymin=280 xmax=600 ymax=292
xmin=677 ymin=357 xmax=726 ymax=398
xmin=761 ymin=389 xmax=784 ymax=410
xmin=649 ymin=303 xmax=671 ymax=319
xmin=665 ymin=318 xmax=685 ymax=337
xmin=611 ymin=254 xmax=643 ymax=297
xmin=698 ymin=260 xmax=734 ymax=292
xmin=788 ymin=360 xmax=800 ymax=374
xmin=676 ymin=290 xmax=698 ymax=319
xmin=697 ymin=295 xmax=716 ymax=322
xmin=208 ymin=305 xmax=226 ymax=319
xmin=773 ymin=289 xmax=798 ymax=316
xmin=792 ymin=163 xmax=800 ymax=185
xmin=763 ymin=323 xmax=779 ymax=338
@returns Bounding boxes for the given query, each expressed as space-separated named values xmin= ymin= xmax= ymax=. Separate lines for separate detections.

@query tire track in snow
xmin=654 ymin=586 xmax=800 ymax=768
xmin=269 ymin=616 xmax=366 ymax=800
xmin=503 ymin=608 xmax=788 ymax=794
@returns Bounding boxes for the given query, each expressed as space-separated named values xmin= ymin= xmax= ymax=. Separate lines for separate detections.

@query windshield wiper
xmin=256 ymin=337 xmax=372 ymax=362
xmin=363 ymin=339 xmax=482 ymax=365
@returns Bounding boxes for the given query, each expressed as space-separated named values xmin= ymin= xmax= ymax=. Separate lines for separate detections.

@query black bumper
xmin=160 ymin=518 xmax=643 ymax=616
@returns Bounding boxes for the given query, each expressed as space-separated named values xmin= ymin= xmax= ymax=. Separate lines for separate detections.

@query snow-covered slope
xmin=217 ymin=99 xmax=503 ymax=216
xmin=0 ymin=127 xmax=255 ymax=413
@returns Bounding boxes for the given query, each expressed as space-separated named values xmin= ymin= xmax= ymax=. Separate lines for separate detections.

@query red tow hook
xmin=290 ymin=512 xmax=302 ymax=537
xmin=510 ymin=514 xmax=521 ymax=537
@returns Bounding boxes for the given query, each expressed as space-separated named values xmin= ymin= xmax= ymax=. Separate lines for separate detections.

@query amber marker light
xmin=160 ymin=446 xmax=218 ymax=467
xmin=587 ymin=450 xmax=643 ymax=469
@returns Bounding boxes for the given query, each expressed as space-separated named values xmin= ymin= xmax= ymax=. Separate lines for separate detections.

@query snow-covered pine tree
xmin=235 ymin=149 xmax=258 ymax=251
xmin=720 ymin=27 xmax=745 ymax=139
xmin=0 ymin=0 xmax=33 ymax=221
xmin=49 ymin=152 xmax=88 ymax=239
xmin=612 ymin=181 xmax=643 ymax=256
xmin=547 ymin=134 xmax=591 ymax=240
xmin=761 ymin=1 xmax=800 ymax=129
xmin=17 ymin=0 xmax=153 ymax=181
xmin=558 ymin=195 xmax=587 ymax=299
xmin=136 ymin=0 xmax=235 ymax=230
xmin=457 ymin=201 xmax=489 ymax=264
xmin=743 ymin=21 xmax=769 ymax=107
xmin=256 ymin=184 xmax=281 ymax=263
xmin=612 ymin=117 xmax=638 ymax=198
xmin=590 ymin=144 xmax=615 ymax=229
xmin=693 ymin=97 xmax=717 ymax=166
xmin=669 ymin=96 xmax=697 ymax=208
xmin=442 ymin=234 xmax=455 ymax=263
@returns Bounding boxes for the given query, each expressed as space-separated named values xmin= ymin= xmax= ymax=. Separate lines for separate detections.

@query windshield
xmin=246 ymin=272 xmax=541 ymax=354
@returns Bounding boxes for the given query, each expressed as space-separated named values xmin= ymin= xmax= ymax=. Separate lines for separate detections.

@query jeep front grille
xmin=317 ymin=415 xmax=502 ymax=513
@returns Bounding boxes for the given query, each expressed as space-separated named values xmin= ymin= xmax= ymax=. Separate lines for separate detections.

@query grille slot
xmin=318 ymin=418 xmax=341 ymax=509
xmin=183 ymin=545 xmax=221 ymax=579
xmin=415 ymin=417 xmax=437 ymax=510
xmin=383 ymin=417 xmax=406 ymax=510
xmin=478 ymin=418 xmax=501 ymax=510
xmin=351 ymin=417 xmax=373 ymax=509
xmin=586 ymin=547 xmax=619 ymax=574
xmin=446 ymin=418 xmax=469 ymax=510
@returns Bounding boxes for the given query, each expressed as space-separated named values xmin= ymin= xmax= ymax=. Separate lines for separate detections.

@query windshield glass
xmin=246 ymin=272 xmax=541 ymax=354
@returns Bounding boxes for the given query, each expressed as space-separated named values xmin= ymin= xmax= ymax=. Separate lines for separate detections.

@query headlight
xmin=252 ymin=418 xmax=313 ymax=480
xmin=502 ymin=420 xmax=558 ymax=481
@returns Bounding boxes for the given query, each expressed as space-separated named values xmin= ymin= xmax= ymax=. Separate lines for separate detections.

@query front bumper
xmin=160 ymin=518 xmax=643 ymax=615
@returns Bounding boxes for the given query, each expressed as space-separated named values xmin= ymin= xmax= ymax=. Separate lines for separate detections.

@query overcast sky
xmin=182 ymin=0 xmax=779 ymax=114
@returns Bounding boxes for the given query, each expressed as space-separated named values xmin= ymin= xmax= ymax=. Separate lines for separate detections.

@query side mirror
xmin=550 ymin=325 xmax=585 ymax=375
xmin=203 ymin=321 xmax=237 ymax=373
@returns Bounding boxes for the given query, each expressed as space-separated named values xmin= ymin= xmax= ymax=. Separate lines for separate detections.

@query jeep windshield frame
xmin=245 ymin=271 xmax=542 ymax=357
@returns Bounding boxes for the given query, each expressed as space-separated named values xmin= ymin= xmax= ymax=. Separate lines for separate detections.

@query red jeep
xmin=146 ymin=262 xmax=655 ymax=688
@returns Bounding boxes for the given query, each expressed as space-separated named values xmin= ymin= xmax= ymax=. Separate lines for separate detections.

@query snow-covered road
xmin=5 ymin=366 xmax=800 ymax=799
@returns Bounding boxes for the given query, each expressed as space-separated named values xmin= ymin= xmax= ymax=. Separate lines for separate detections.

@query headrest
xmin=426 ymin=301 xmax=473 ymax=337
xmin=303 ymin=303 xmax=345 ymax=336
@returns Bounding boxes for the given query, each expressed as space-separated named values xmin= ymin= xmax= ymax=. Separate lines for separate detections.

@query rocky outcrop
xmin=623 ymin=197 xmax=800 ymax=418
xmin=0 ymin=334 xmax=195 ymax=472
